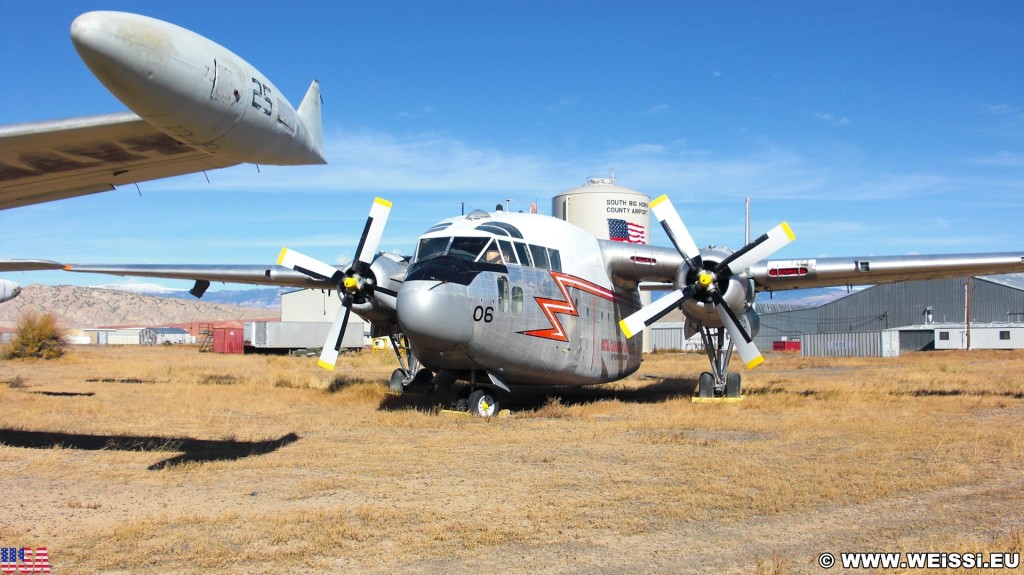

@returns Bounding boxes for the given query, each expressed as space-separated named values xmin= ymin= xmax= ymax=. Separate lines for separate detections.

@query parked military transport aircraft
xmin=0 ymin=11 xmax=324 ymax=211
xmin=0 ymin=10 xmax=325 ymax=302
xmin=9 ymin=197 xmax=1024 ymax=415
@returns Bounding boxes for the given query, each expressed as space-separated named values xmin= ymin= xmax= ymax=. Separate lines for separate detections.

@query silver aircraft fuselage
xmin=396 ymin=211 xmax=644 ymax=386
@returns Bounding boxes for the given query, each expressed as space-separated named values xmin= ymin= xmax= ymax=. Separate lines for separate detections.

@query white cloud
xmin=141 ymin=127 xmax=1002 ymax=209
xmin=547 ymin=95 xmax=581 ymax=113
xmin=814 ymin=111 xmax=851 ymax=126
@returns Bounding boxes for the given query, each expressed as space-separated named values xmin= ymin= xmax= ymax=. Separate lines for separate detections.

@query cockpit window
xmin=514 ymin=242 xmax=532 ymax=267
xmin=478 ymin=239 xmax=504 ymax=264
xmin=416 ymin=235 xmax=557 ymax=269
xmin=415 ymin=237 xmax=451 ymax=262
xmin=448 ymin=237 xmax=491 ymax=261
xmin=529 ymin=244 xmax=550 ymax=270
xmin=548 ymin=249 xmax=562 ymax=272
xmin=497 ymin=239 xmax=518 ymax=265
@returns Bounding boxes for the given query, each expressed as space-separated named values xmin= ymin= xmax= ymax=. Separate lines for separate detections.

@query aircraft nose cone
xmin=71 ymin=11 xmax=200 ymax=118
xmin=397 ymin=281 xmax=474 ymax=352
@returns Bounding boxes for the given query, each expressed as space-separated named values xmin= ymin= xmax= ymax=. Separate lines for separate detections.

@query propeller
xmin=278 ymin=197 xmax=393 ymax=370
xmin=619 ymin=195 xmax=794 ymax=369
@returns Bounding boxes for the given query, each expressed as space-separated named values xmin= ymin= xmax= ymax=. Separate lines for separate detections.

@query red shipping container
xmin=213 ymin=327 xmax=244 ymax=354
xmin=772 ymin=340 xmax=801 ymax=352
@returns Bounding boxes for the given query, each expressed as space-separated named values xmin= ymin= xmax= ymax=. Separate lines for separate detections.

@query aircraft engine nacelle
xmin=71 ymin=11 xmax=325 ymax=166
xmin=676 ymin=246 xmax=756 ymax=330
xmin=348 ymin=253 xmax=408 ymax=324
xmin=0 ymin=279 xmax=22 ymax=303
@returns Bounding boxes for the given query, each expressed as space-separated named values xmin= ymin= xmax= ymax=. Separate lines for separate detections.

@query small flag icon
xmin=1 ymin=548 xmax=49 ymax=574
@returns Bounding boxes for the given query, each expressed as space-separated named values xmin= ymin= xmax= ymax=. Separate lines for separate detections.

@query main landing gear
xmin=698 ymin=326 xmax=742 ymax=399
xmin=384 ymin=338 xmax=502 ymax=416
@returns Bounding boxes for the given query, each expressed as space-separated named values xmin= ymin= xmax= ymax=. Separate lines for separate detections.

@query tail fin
xmin=296 ymin=79 xmax=325 ymax=164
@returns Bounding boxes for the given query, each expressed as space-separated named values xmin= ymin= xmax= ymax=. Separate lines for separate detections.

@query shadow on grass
xmin=901 ymin=388 xmax=1024 ymax=399
xmin=377 ymin=377 xmax=698 ymax=413
xmin=0 ymin=428 xmax=299 ymax=470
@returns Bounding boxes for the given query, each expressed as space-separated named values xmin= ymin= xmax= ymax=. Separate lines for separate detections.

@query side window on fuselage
xmin=511 ymin=286 xmax=524 ymax=314
xmin=497 ymin=276 xmax=509 ymax=312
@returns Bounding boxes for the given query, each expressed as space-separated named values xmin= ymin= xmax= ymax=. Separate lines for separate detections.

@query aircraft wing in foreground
xmin=0 ymin=11 xmax=324 ymax=211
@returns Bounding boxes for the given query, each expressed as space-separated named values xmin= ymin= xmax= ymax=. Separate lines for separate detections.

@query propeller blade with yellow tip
xmin=714 ymin=300 xmax=763 ymax=369
xmin=715 ymin=222 xmax=795 ymax=277
xmin=277 ymin=247 xmax=342 ymax=283
xmin=317 ymin=300 xmax=352 ymax=371
xmin=353 ymin=197 xmax=392 ymax=270
xmin=650 ymin=194 xmax=701 ymax=263
xmin=618 ymin=287 xmax=692 ymax=339
xmin=278 ymin=197 xmax=394 ymax=371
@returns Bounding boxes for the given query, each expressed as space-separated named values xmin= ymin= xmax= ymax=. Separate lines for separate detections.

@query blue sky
xmin=2 ymin=1 xmax=1023 ymax=291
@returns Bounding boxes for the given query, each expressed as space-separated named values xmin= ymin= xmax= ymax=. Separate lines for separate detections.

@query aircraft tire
xmin=725 ymin=372 xmax=741 ymax=398
xmin=411 ymin=369 xmax=434 ymax=386
xmin=389 ymin=369 xmax=406 ymax=394
xmin=698 ymin=372 xmax=715 ymax=398
xmin=467 ymin=389 xmax=499 ymax=417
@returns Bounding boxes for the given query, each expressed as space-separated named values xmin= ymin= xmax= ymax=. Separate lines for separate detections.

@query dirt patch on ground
xmin=1 ymin=347 xmax=1021 ymax=574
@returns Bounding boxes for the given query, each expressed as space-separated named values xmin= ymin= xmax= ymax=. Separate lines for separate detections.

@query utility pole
xmin=965 ymin=279 xmax=973 ymax=351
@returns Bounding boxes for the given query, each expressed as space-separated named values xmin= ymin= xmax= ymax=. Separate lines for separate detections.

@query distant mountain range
xmin=90 ymin=282 xmax=286 ymax=308
xmin=0 ymin=285 xmax=277 ymax=329
xmin=755 ymin=286 xmax=858 ymax=307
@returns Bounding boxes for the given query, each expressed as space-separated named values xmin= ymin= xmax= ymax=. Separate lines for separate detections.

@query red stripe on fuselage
xmin=520 ymin=271 xmax=633 ymax=342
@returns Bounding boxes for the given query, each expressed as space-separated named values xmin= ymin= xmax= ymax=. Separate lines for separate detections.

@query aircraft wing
xmin=0 ymin=259 xmax=65 ymax=272
xmin=52 ymin=263 xmax=338 ymax=291
xmin=0 ymin=113 xmax=238 ymax=211
xmin=600 ymin=241 xmax=1024 ymax=291
xmin=751 ymin=252 xmax=1024 ymax=292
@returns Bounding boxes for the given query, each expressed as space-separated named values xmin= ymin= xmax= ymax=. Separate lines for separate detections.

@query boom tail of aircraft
xmin=70 ymin=11 xmax=326 ymax=167
xmin=0 ymin=11 xmax=325 ymax=211
xmin=0 ymin=279 xmax=22 ymax=304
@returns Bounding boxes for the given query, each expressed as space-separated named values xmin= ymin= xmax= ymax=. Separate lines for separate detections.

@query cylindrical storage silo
xmin=552 ymin=176 xmax=655 ymax=352
xmin=551 ymin=176 xmax=651 ymax=244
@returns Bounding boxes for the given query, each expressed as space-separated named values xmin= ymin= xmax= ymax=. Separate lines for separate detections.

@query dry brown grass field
xmin=1 ymin=345 xmax=1021 ymax=574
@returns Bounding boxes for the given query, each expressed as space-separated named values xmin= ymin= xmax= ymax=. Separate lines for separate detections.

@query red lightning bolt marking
xmin=520 ymin=271 xmax=627 ymax=342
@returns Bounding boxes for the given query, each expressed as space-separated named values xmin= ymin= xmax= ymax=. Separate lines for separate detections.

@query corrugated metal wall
xmin=801 ymin=331 xmax=899 ymax=357
xmin=648 ymin=322 xmax=702 ymax=351
xmin=758 ymin=277 xmax=1024 ymax=348
xmin=754 ymin=306 xmax=817 ymax=349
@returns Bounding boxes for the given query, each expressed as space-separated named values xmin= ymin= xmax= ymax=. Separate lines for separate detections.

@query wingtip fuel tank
xmin=70 ymin=11 xmax=325 ymax=166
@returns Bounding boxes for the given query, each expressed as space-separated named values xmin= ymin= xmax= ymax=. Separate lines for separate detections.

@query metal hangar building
xmin=753 ymin=274 xmax=1024 ymax=354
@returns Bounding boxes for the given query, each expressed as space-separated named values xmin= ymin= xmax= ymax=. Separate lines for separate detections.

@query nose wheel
xmin=452 ymin=386 xmax=502 ymax=417
xmin=466 ymin=388 xmax=499 ymax=417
